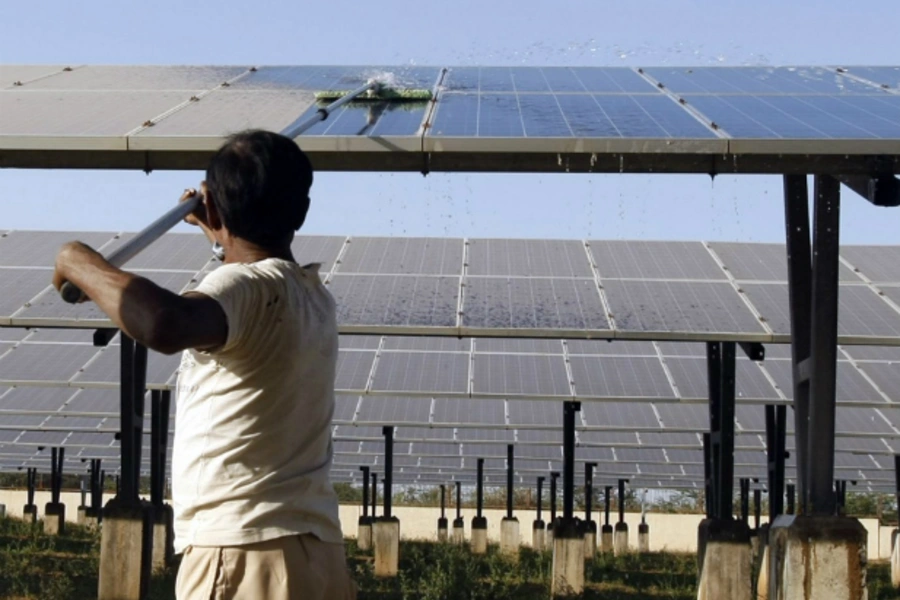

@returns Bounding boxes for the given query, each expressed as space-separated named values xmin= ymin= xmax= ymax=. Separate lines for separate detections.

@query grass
xmin=0 ymin=517 xmax=898 ymax=599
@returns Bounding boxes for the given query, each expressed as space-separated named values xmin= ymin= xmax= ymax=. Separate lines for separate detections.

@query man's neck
xmin=223 ymin=238 xmax=295 ymax=265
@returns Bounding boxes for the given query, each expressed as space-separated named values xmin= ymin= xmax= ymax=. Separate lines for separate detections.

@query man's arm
xmin=53 ymin=242 xmax=227 ymax=355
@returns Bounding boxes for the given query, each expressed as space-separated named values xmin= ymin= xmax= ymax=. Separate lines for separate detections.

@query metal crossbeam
xmin=840 ymin=174 xmax=900 ymax=207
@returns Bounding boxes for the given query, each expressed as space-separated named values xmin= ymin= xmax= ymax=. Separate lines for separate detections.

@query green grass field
xmin=0 ymin=517 xmax=897 ymax=599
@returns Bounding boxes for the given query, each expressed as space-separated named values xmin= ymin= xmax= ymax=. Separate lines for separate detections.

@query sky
xmin=1 ymin=0 xmax=899 ymax=244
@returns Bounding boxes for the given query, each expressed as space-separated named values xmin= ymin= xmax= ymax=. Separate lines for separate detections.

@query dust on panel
xmin=590 ymin=240 xmax=725 ymax=280
xmin=466 ymin=239 xmax=592 ymax=277
xmin=337 ymin=237 xmax=462 ymax=276
xmin=472 ymin=354 xmax=569 ymax=396
xmin=569 ymin=355 xmax=675 ymax=398
xmin=370 ymin=352 xmax=468 ymax=394
xmin=328 ymin=275 xmax=459 ymax=327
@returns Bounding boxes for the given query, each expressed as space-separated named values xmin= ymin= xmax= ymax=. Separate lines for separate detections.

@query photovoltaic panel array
xmin=1 ymin=232 xmax=900 ymax=489
xmin=2 ymin=64 xmax=899 ymax=172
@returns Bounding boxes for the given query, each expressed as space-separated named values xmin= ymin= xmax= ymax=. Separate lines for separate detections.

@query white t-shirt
xmin=172 ymin=258 xmax=343 ymax=552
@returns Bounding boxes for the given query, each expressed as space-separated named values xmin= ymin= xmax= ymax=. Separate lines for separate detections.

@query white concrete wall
xmin=2 ymin=490 xmax=890 ymax=560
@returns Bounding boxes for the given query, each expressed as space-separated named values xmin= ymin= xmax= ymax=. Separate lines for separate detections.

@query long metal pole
xmin=476 ymin=458 xmax=484 ymax=518
xmin=536 ymin=477 xmax=544 ymax=521
xmin=506 ymin=445 xmax=514 ymax=519
xmin=371 ymin=473 xmax=377 ymax=519
xmin=807 ymin=174 xmax=841 ymax=516
xmin=281 ymin=80 xmax=378 ymax=139
xmin=456 ymin=481 xmax=462 ymax=520
xmin=383 ymin=427 xmax=394 ymax=518
xmin=562 ymin=401 xmax=580 ymax=521
xmin=719 ymin=342 xmax=737 ymax=520
xmin=585 ymin=462 xmax=595 ymax=523
xmin=618 ymin=479 xmax=626 ymax=524
xmin=783 ymin=174 xmax=813 ymax=514
xmin=440 ymin=484 xmax=446 ymax=519
xmin=360 ymin=466 xmax=370 ymax=518
xmin=604 ymin=485 xmax=612 ymax=525
xmin=550 ymin=472 xmax=559 ymax=522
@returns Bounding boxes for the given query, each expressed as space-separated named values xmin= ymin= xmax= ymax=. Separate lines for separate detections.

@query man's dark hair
xmin=206 ymin=129 xmax=312 ymax=247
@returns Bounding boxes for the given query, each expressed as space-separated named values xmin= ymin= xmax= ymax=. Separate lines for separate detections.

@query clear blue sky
xmin=1 ymin=0 xmax=899 ymax=243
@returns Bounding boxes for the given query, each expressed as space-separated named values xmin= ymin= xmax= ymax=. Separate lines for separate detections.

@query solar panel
xmin=664 ymin=357 xmax=781 ymax=401
xmin=643 ymin=66 xmax=879 ymax=95
xmin=74 ymin=346 xmax=180 ymax=386
xmin=333 ymin=395 xmax=359 ymax=422
xmin=581 ymin=402 xmax=661 ymax=430
xmin=382 ymin=336 xmax=469 ymax=352
xmin=334 ymin=351 xmax=376 ymax=392
xmin=841 ymin=247 xmax=900 ymax=284
xmin=838 ymin=66 xmax=900 ymax=90
xmin=61 ymin=389 xmax=121 ymax=415
xmin=0 ymin=387 xmax=75 ymax=413
xmin=291 ymin=236 xmax=347 ymax=274
xmin=765 ymin=360 xmax=885 ymax=405
xmin=590 ymin=241 xmax=726 ymax=280
xmin=466 ymin=239 xmax=591 ymax=277
xmin=328 ymin=275 xmax=459 ymax=327
xmin=604 ymin=280 xmax=766 ymax=336
xmin=456 ymin=428 xmax=514 ymax=442
xmin=472 ymin=354 xmax=570 ymax=397
xmin=709 ymin=242 xmax=859 ymax=282
xmin=853 ymin=362 xmax=900 ymax=402
xmin=474 ymin=338 xmax=562 ymax=354
xmin=507 ymin=401 xmax=562 ymax=427
xmin=654 ymin=404 xmax=709 ymax=430
xmin=337 ymin=237 xmax=462 ymax=276
xmin=432 ymin=398 xmax=505 ymax=426
xmin=836 ymin=407 xmax=896 ymax=435
xmin=339 ymin=335 xmax=382 ymax=350
xmin=357 ymin=396 xmax=432 ymax=425
xmin=570 ymin=356 xmax=675 ymax=399
xmin=462 ymin=277 xmax=609 ymax=331
xmin=370 ymin=352 xmax=468 ymax=394
xmin=566 ymin=340 xmax=656 ymax=356
xmin=0 ymin=343 xmax=97 ymax=382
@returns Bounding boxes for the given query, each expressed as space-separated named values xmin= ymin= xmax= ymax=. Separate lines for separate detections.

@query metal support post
xmin=604 ymin=485 xmax=612 ymax=525
xmin=562 ymin=401 xmax=581 ymax=521
xmin=50 ymin=447 xmax=64 ymax=504
xmin=506 ymin=445 xmax=514 ymax=519
xmin=90 ymin=460 xmax=103 ymax=512
xmin=440 ymin=484 xmax=446 ymax=519
xmin=895 ymin=456 xmax=900 ymax=526
xmin=26 ymin=467 xmax=36 ymax=506
xmin=740 ymin=478 xmax=750 ymax=523
xmin=585 ymin=462 xmax=596 ymax=523
xmin=754 ymin=488 xmax=762 ymax=528
xmin=150 ymin=390 xmax=170 ymax=508
xmin=371 ymin=473 xmax=377 ymax=519
xmin=765 ymin=404 xmax=787 ymax=519
xmin=455 ymin=481 xmax=462 ymax=520
xmin=786 ymin=484 xmax=795 ymax=515
xmin=80 ymin=477 xmax=87 ymax=507
xmin=707 ymin=341 xmax=737 ymax=520
xmin=550 ymin=471 xmax=559 ymax=523
xmin=476 ymin=458 xmax=484 ymax=518
xmin=382 ymin=427 xmax=394 ymax=518
xmin=703 ymin=433 xmax=712 ymax=517
xmin=360 ymin=466 xmax=370 ymax=517
xmin=119 ymin=334 xmax=148 ymax=507
xmin=536 ymin=477 xmax=544 ymax=521
xmin=618 ymin=479 xmax=627 ymax=524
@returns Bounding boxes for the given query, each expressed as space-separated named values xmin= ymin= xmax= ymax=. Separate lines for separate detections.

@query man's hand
xmin=52 ymin=241 xmax=104 ymax=302
xmin=181 ymin=187 xmax=208 ymax=228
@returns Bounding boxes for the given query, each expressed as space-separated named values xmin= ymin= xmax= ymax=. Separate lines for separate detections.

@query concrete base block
xmin=0 ymin=504 xmax=6 ymax=518
xmin=533 ymin=520 xmax=546 ymax=551
xmin=471 ymin=517 xmax=488 ymax=554
xmin=76 ymin=506 xmax=87 ymax=525
xmin=452 ymin=517 xmax=465 ymax=544
xmin=437 ymin=517 xmax=448 ymax=542
xmin=601 ymin=524 xmax=614 ymax=553
xmin=98 ymin=501 xmax=153 ymax=600
xmin=768 ymin=515 xmax=867 ymax=600
xmin=500 ymin=517 xmax=519 ymax=558
xmin=546 ymin=518 xmax=558 ymax=546
xmin=357 ymin=516 xmax=373 ymax=551
xmin=23 ymin=504 xmax=37 ymax=524
xmin=638 ymin=522 xmax=650 ymax=553
xmin=373 ymin=517 xmax=401 ymax=578
xmin=583 ymin=521 xmax=597 ymax=560
xmin=43 ymin=502 xmax=65 ymax=536
xmin=551 ymin=521 xmax=585 ymax=597
xmin=697 ymin=519 xmax=752 ymax=600
xmin=151 ymin=505 xmax=174 ymax=573
xmin=83 ymin=507 xmax=100 ymax=530
xmin=614 ymin=522 xmax=629 ymax=556
xmin=757 ymin=542 xmax=770 ymax=599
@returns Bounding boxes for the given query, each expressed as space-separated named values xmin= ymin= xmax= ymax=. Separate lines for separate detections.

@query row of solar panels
xmin=2 ymin=65 xmax=899 ymax=152
xmin=2 ymin=232 xmax=900 ymax=343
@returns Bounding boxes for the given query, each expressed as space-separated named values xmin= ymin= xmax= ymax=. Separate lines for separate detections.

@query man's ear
xmin=203 ymin=189 xmax=223 ymax=231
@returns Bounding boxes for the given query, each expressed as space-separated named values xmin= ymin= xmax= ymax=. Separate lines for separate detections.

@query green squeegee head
xmin=314 ymin=87 xmax=433 ymax=102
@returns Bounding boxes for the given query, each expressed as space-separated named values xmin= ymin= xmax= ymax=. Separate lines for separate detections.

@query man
xmin=53 ymin=130 xmax=356 ymax=600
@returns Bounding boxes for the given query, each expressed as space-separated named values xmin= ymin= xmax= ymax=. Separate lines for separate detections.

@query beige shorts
xmin=175 ymin=534 xmax=358 ymax=600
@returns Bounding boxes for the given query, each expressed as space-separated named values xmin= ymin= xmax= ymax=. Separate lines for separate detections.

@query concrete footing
xmin=551 ymin=520 xmax=585 ymax=598
xmin=151 ymin=505 xmax=174 ymax=573
xmin=43 ymin=502 xmax=65 ymax=535
xmin=76 ymin=506 xmax=87 ymax=525
xmin=757 ymin=540 xmax=770 ymax=599
xmin=437 ymin=517 xmax=448 ymax=542
xmin=452 ymin=517 xmax=465 ymax=544
xmin=638 ymin=521 xmax=649 ymax=553
xmin=357 ymin=516 xmax=373 ymax=550
xmin=500 ymin=517 xmax=519 ymax=558
xmin=767 ymin=514 xmax=867 ymax=600
xmin=547 ymin=517 xmax=559 ymax=546
xmin=0 ymin=503 xmax=6 ymax=518
xmin=891 ymin=529 xmax=899 ymax=588
xmin=83 ymin=507 xmax=100 ymax=530
xmin=22 ymin=504 xmax=37 ymax=524
xmin=373 ymin=517 xmax=401 ymax=577
xmin=696 ymin=519 xmax=752 ymax=600
xmin=583 ymin=521 xmax=597 ymax=560
xmin=98 ymin=501 xmax=153 ymax=600
xmin=601 ymin=524 xmax=614 ymax=553
xmin=533 ymin=519 xmax=546 ymax=551
xmin=614 ymin=522 xmax=629 ymax=555
xmin=471 ymin=516 xmax=488 ymax=554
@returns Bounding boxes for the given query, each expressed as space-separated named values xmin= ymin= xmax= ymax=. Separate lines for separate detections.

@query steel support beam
xmin=707 ymin=341 xmax=737 ymax=520
xmin=839 ymin=174 xmax=900 ymax=207
xmin=440 ymin=484 xmax=446 ymax=520
xmin=740 ymin=478 xmax=750 ymax=523
xmin=536 ymin=477 xmax=544 ymax=521
xmin=753 ymin=487 xmax=761 ymax=529
xmin=383 ymin=426 xmax=394 ymax=518
xmin=562 ymin=401 xmax=581 ymax=521
xmin=149 ymin=390 xmax=170 ymax=508
xmin=786 ymin=484 xmax=795 ymax=515
xmin=476 ymin=458 xmax=484 ymax=518
xmin=119 ymin=335 xmax=148 ymax=507
xmin=50 ymin=447 xmax=64 ymax=505
xmin=585 ymin=462 xmax=596 ymax=524
xmin=371 ymin=473 xmax=377 ymax=519
xmin=455 ymin=481 xmax=462 ymax=521
xmin=703 ymin=433 xmax=712 ymax=517
xmin=739 ymin=342 xmax=766 ymax=361
xmin=506 ymin=445 xmax=514 ymax=519
xmin=550 ymin=471 xmax=559 ymax=523
xmin=90 ymin=460 xmax=103 ymax=513
xmin=618 ymin=479 xmax=627 ymax=524
xmin=360 ymin=466 xmax=370 ymax=518
xmin=765 ymin=404 xmax=787 ymax=519
xmin=26 ymin=467 xmax=36 ymax=506
xmin=604 ymin=485 xmax=612 ymax=526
